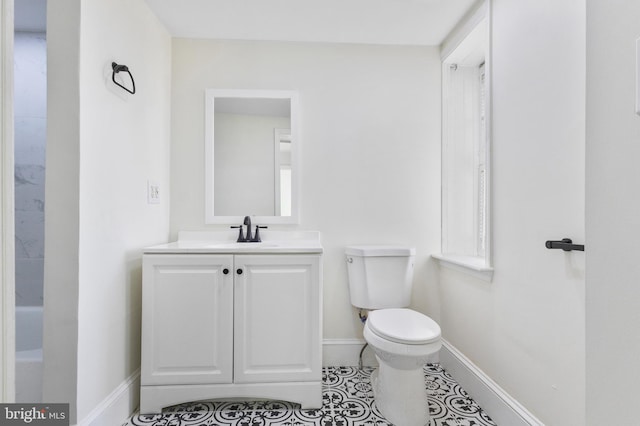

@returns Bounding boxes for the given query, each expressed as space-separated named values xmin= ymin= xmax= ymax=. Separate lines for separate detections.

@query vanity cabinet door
xmin=233 ymin=255 xmax=322 ymax=384
xmin=141 ymin=254 xmax=234 ymax=386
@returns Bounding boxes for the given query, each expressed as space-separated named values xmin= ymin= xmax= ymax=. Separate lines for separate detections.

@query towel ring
xmin=111 ymin=62 xmax=136 ymax=95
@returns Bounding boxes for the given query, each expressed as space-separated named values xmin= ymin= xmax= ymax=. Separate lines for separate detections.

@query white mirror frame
xmin=204 ymin=89 xmax=300 ymax=224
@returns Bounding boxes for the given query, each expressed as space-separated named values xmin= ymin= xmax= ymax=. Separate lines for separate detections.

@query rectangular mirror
xmin=205 ymin=89 xmax=299 ymax=224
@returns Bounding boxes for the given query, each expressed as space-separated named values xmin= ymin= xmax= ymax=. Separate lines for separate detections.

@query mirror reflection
xmin=205 ymin=90 xmax=298 ymax=224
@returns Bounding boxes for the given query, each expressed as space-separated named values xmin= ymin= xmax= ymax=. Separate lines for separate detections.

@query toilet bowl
xmin=364 ymin=308 xmax=441 ymax=426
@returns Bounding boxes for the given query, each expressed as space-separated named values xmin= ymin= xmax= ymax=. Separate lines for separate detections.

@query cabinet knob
xmin=223 ymin=268 xmax=229 ymax=275
xmin=237 ymin=268 xmax=243 ymax=275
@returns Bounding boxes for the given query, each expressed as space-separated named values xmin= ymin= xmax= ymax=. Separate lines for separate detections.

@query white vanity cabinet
xmin=139 ymin=247 xmax=322 ymax=414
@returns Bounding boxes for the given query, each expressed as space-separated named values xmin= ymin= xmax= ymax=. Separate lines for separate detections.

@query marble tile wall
xmin=15 ymin=32 xmax=46 ymax=307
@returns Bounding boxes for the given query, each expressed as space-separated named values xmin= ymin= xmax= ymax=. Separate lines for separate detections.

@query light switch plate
xmin=147 ymin=180 xmax=160 ymax=204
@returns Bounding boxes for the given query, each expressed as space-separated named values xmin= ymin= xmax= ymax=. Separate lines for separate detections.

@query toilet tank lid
xmin=345 ymin=245 xmax=415 ymax=257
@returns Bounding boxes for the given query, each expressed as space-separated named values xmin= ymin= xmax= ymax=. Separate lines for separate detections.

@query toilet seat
xmin=367 ymin=308 xmax=440 ymax=345
xmin=363 ymin=321 xmax=441 ymax=362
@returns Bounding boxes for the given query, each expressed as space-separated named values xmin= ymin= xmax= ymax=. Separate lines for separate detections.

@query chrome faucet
xmin=231 ymin=216 xmax=267 ymax=242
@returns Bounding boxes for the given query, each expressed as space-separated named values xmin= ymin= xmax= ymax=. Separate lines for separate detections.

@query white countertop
xmin=144 ymin=230 xmax=323 ymax=254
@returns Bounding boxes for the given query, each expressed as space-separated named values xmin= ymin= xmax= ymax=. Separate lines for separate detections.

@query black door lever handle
xmin=545 ymin=238 xmax=584 ymax=252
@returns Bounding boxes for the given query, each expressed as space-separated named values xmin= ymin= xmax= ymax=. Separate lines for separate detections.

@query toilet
xmin=345 ymin=245 xmax=441 ymax=426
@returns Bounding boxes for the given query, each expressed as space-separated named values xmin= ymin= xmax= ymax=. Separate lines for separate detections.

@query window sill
xmin=432 ymin=253 xmax=494 ymax=282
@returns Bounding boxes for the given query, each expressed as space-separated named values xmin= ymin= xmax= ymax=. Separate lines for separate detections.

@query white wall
xmin=170 ymin=39 xmax=442 ymax=341
xmin=44 ymin=0 xmax=172 ymax=423
xmin=438 ymin=1 xmax=586 ymax=424
xmin=14 ymin=32 xmax=46 ymax=307
xmin=585 ymin=1 xmax=640 ymax=424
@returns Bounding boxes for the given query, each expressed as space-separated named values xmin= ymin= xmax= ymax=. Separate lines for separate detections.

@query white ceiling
xmin=144 ymin=0 xmax=479 ymax=46
xmin=13 ymin=0 xmax=478 ymax=46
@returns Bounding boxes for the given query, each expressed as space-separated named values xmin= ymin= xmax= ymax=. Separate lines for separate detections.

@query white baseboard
xmin=76 ymin=368 xmax=140 ymax=426
xmin=439 ymin=340 xmax=544 ymax=426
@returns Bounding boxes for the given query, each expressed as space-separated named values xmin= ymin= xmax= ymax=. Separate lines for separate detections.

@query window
xmin=434 ymin=1 xmax=493 ymax=281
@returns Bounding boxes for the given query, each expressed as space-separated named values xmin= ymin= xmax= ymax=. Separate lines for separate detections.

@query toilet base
xmin=370 ymin=356 xmax=430 ymax=426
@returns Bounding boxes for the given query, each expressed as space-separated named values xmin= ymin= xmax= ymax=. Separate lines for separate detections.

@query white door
xmin=233 ymin=255 xmax=321 ymax=384
xmin=141 ymin=254 xmax=234 ymax=385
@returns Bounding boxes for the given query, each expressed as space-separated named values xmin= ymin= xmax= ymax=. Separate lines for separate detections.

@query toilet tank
xmin=345 ymin=245 xmax=415 ymax=309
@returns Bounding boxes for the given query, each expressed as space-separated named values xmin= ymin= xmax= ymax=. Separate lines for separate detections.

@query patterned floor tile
xmin=124 ymin=364 xmax=496 ymax=426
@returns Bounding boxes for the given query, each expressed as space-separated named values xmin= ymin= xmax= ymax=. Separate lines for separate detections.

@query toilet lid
xmin=367 ymin=308 xmax=441 ymax=345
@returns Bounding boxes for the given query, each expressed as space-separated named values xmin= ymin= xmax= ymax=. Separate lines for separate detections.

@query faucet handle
xmin=230 ymin=225 xmax=245 ymax=242
xmin=252 ymin=226 xmax=268 ymax=242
